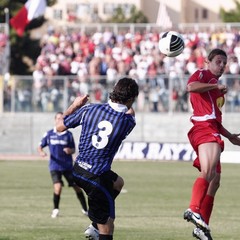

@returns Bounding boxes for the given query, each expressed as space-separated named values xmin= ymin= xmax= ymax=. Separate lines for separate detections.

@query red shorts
xmin=188 ymin=121 xmax=224 ymax=173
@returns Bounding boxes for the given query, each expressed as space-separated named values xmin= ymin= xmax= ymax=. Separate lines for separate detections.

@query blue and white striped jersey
xmin=64 ymin=100 xmax=136 ymax=175
xmin=39 ymin=128 xmax=75 ymax=171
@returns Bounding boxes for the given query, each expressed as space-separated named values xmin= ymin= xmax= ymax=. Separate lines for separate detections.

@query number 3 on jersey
xmin=92 ymin=120 xmax=113 ymax=149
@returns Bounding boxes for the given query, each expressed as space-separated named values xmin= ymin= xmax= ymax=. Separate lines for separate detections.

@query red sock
xmin=189 ymin=178 xmax=209 ymax=213
xmin=200 ymin=195 xmax=214 ymax=224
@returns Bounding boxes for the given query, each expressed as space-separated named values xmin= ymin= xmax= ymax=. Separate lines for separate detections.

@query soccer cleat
xmin=84 ymin=224 xmax=99 ymax=240
xmin=183 ymin=208 xmax=210 ymax=232
xmin=193 ymin=227 xmax=213 ymax=240
xmin=51 ymin=208 xmax=59 ymax=218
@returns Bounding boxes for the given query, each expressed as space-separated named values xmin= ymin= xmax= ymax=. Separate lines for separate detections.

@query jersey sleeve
xmin=67 ymin=131 xmax=75 ymax=149
xmin=123 ymin=114 xmax=136 ymax=138
xmin=64 ymin=105 xmax=88 ymax=129
xmin=187 ymin=70 xmax=204 ymax=85
xmin=39 ymin=131 xmax=49 ymax=148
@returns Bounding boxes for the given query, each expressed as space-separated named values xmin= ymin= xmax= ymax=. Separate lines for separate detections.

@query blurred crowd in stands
xmin=3 ymin=26 xmax=240 ymax=113
xmin=0 ymin=31 xmax=8 ymax=75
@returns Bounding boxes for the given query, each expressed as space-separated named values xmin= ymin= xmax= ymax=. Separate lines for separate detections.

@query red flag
xmin=10 ymin=0 xmax=46 ymax=37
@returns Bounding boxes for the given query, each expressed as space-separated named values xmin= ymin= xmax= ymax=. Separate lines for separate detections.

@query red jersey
xmin=188 ymin=69 xmax=225 ymax=124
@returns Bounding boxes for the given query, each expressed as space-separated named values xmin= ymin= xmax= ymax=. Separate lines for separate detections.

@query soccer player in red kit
xmin=183 ymin=48 xmax=240 ymax=240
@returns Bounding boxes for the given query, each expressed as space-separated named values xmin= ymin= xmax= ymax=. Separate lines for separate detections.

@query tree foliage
xmin=0 ymin=0 xmax=57 ymax=75
xmin=1 ymin=1 xmax=148 ymax=74
xmin=106 ymin=5 xmax=148 ymax=23
xmin=220 ymin=0 xmax=240 ymax=22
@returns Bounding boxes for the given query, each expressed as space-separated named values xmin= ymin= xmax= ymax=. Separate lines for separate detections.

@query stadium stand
xmin=2 ymin=25 xmax=240 ymax=114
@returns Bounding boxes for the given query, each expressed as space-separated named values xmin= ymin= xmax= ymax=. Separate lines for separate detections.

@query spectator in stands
xmin=3 ymin=85 xmax=11 ymax=111
xmin=228 ymin=55 xmax=240 ymax=74
xmin=106 ymin=60 xmax=118 ymax=86
xmin=30 ymin=26 xmax=240 ymax=113
xmin=17 ymin=87 xmax=32 ymax=112
xmin=40 ymin=86 xmax=50 ymax=112
xmin=0 ymin=32 xmax=7 ymax=49
xmin=32 ymin=63 xmax=46 ymax=111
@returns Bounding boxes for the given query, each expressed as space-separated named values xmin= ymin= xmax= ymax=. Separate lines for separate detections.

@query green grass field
xmin=0 ymin=160 xmax=240 ymax=240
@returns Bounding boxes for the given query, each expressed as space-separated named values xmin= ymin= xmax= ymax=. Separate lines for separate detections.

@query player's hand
xmin=39 ymin=151 xmax=47 ymax=157
xmin=229 ymin=133 xmax=240 ymax=145
xmin=72 ymin=95 xmax=89 ymax=108
xmin=62 ymin=94 xmax=90 ymax=121
xmin=218 ymin=84 xmax=228 ymax=94
xmin=63 ymin=148 xmax=74 ymax=155
xmin=126 ymin=107 xmax=135 ymax=116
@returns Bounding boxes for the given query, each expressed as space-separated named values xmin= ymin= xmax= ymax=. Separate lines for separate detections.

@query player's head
xmin=55 ymin=112 xmax=63 ymax=126
xmin=207 ymin=48 xmax=227 ymax=77
xmin=207 ymin=48 xmax=227 ymax=62
xmin=109 ymin=77 xmax=139 ymax=107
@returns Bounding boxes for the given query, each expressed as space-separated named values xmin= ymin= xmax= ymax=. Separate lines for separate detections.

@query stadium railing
xmin=1 ymin=74 xmax=240 ymax=114
xmin=46 ymin=22 xmax=240 ymax=34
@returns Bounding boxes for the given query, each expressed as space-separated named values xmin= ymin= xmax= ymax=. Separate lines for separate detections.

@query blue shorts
xmin=50 ymin=170 xmax=76 ymax=187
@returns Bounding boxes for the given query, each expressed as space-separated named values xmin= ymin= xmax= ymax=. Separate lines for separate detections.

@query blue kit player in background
xmin=38 ymin=112 xmax=88 ymax=218
xmin=56 ymin=77 xmax=139 ymax=240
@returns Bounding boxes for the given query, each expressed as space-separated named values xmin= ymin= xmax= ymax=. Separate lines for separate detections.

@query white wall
xmin=0 ymin=112 xmax=240 ymax=156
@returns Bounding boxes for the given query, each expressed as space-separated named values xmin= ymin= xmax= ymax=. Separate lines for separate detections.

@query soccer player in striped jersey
xmin=56 ymin=77 xmax=139 ymax=240
xmin=183 ymin=49 xmax=240 ymax=240
xmin=38 ymin=112 xmax=88 ymax=218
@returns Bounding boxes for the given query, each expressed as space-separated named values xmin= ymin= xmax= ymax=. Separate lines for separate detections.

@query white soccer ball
xmin=159 ymin=31 xmax=185 ymax=57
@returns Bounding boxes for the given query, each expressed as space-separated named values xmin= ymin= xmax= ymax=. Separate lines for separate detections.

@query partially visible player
xmin=56 ymin=77 xmax=139 ymax=240
xmin=183 ymin=48 xmax=240 ymax=239
xmin=38 ymin=112 xmax=88 ymax=218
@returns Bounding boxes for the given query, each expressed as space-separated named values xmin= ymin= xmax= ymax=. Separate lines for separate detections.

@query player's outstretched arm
xmin=56 ymin=95 xmax=89 ymax=132
xmin=187 ymin=82 xmax=228 ymax=94
xmin=63 ymin=95 xmax=89 ymax=117
xmin=220 ymin=125 xmax=240 ymax=146
xmin=228 ymin=134 xmax=240 ymax=146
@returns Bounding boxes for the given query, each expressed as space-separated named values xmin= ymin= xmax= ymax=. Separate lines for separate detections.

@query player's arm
xmin=37 ymin=145 xmax=47 ymax=157
xmin=63 ymin=147 xmax=75 ymax=155
xmin=126 ymin=107 xmax=135 ymax=116
xmin=63 ymin=133 xmax=76 ymax=155
xmin=220 ymin=125 xmax=240 ymax=146
xmin=56 ymin=95 xmax=89 ymax=132
xmin=187 ymin=81 xmax=228 ymax=94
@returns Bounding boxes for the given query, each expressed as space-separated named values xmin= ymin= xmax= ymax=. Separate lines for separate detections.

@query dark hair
xmin=109 ymin=77 xmax=139 ymax=104
xmin=208 ymin=48 xmax=227 ymax=61
xmin=55 ymin=112 xmax=63 ymax=118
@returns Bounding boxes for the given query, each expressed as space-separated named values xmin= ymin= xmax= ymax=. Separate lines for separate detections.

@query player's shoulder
xmin=199 ymin=69 xmax=214 ymax=82
xmin=88 ymin=102 xmax=108 ymax=112
xmin=46 ymin=128 xmax=54 ymax=135
xmin=83 ymin=102 xmax=102 ymax=110
xmin=189 ymin=69 xmax=208 ymax=81
xmin=193 ymin=68 xmax=207 ymax=76
xmin=123 ymin=112 xmax=136 ymax=124
xmin=41 ymin=128 xmax=53 ymax=139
